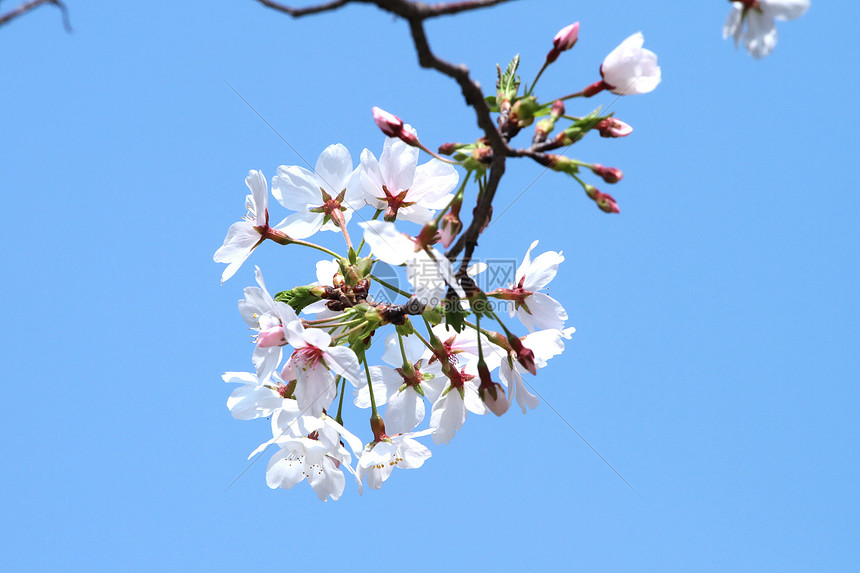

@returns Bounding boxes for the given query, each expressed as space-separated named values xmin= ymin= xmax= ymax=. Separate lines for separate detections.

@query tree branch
xmin=256 ymin=0 xmax=349 ymax=17
xmin=256 ymin=0 xmax=515 ymax=272
xmin=0 ymin=0 xmax=71 ymax=32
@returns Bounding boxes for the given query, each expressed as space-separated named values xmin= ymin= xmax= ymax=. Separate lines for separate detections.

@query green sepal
xmin=355 ymin=255 xmax=374 ymax=278
xmin=274 ymin=286 xmax=323 ymax=312
xmin=395 ymin=319 xmax=415 ymax=337
xmin=422 ymin=305 xmax=443 ymax=325
xmin=444 ymin=292 xmax=468 ymax=333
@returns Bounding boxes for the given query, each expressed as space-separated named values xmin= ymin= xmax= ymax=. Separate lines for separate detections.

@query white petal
xmin=314 ymin=143 xmax=353 ymax=196
xmin=723 ymin=4 xmax=743 ymax=40
xmin=409 ymin=159 xmax=459 ymax=206
xmin=359 ymin=220 xmax=414 ymax=265
xmin=272 ymin=165 xmax=321 ymax=211
xmin=379 ymin=137 xmax=418 ymax=192
xmin=385 ymin=387 xmax=425 ymax=434
xmin=245 ymin=170 xmax=269 ymax=224
xmin=764 ymin=0 xmax=809 ymax=21
xmin=324 ymin=345 xmax=363 ymax=387
xmin=429 ymin=390 xmax=467 ymax=445
xmin=281 ymin=210 xmax=324 ymax=240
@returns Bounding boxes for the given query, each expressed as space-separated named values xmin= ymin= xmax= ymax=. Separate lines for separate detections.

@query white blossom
xmin=359 ymin=131 xmax=458 ymax=224
xmin=357 ymin=429 xmax=433 ymax=489
xmin=214 ymin=170 xmax=285 ymax=283
xmin=723 ymin=0 xmax=810 ymax=58
xmin=271 ymin=144 xmax=363 ymax=239
xmin=600 ymin=32 xmax=661 ymax=95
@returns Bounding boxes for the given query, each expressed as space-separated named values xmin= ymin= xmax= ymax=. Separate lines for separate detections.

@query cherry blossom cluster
xmin=215 ymin=22 xmax=660 ymax=500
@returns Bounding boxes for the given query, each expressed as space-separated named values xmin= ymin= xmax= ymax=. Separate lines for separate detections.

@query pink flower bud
xmin=550 ymin=100 xmax=565 ymax=119
xmin=554 ymin=22 xmax=580 ymax=51
xmin=595 ymin=117 xmax=633 ymax=138
xmin=439 ymin=211 xmax=462 ymax=248
xmin=372 ymin=106 xmax=418 ymax=146
xmin=438 ymin=142 xmax=461 ymax=155
xmin=546 ymin=22 xmax=580 ymax=63
xmin=507 ymin=334 xmax=536 ymax=375
xmin=591 ymin=163 xmax=623 ymax=184
xmin=479 ymin=382 xmax=509 ymax=416
xmin=370 ymin=414 xmax=388 ymax=442
xmin=477 ymin=362 xmax=509 ymax=416
xmin=594 ymin=191 xmax=620 ymax=214
xmin=257 ymin=325 xmax=286 ymax=348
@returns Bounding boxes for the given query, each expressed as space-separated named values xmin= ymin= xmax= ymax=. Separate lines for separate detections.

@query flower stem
xmin=334 ymin=375 xmax=346 ymax=425
xmin=362 ymin=353 xmax=379 ymax=417
xmin=528 ymin=61 xmax=549 ymax=97
xmin=356 ymin=209 xmax=383 ymax=256
xmin=370 ymin=274 xmax=412 ymax=299
xmin=289 ymin=238 xmax=342 ymax=259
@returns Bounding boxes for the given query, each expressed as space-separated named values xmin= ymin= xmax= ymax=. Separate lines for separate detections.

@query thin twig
xmin=0 ymin=0 xmax=71 ymax=32
xmin=256 ymin=0 xmax=349 ymax=17
xmin=255 ymin=0 xmax=515 ymax=273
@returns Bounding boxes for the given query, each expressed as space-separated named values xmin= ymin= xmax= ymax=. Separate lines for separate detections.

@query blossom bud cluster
xmin=212 ymin=19 xmax=669 ymax=499
xmin=215 ymin=127 xmax=576 ymax=499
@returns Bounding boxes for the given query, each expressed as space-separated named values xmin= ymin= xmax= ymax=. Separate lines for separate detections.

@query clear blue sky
xmin=2 ymin=1 xmax=858 ymax=571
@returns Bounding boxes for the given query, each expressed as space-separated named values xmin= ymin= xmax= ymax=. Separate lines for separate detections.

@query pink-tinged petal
xmin=272 ymin=164 xmax=322 ymax=211
xmin=314 ymin=143 xmax=353 ymax=197
xmin=601 ymin=32 xmax=661 ymax=95
xmin=552 ymin=22 xmax=580 ymax=53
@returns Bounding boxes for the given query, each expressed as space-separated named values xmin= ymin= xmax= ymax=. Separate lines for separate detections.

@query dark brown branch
xmin=256 ymin=0 xmax=515 ymax=271
xmin=0 ymin=0 xmax=71 ymax=31
xmin=420 ymin=0 xmax=516 ymax=18
xmin=256 ymin=0 xmax=349 ymax=17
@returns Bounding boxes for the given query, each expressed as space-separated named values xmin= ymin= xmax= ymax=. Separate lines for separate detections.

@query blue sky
xmin=2 ymin=1 xmax=858 ymax=571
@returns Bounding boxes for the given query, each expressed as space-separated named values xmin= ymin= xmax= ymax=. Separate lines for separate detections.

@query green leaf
xmin=496 ymin=54 xmax=521 ymax=102
xmin=274 ymin=286 xmax=322 ymax=312
xmin=443 ymin=292 xmax=468 ymax=333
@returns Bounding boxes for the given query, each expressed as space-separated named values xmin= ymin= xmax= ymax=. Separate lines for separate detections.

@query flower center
xmin=381 ymin=185 xmax=416 ymax=222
